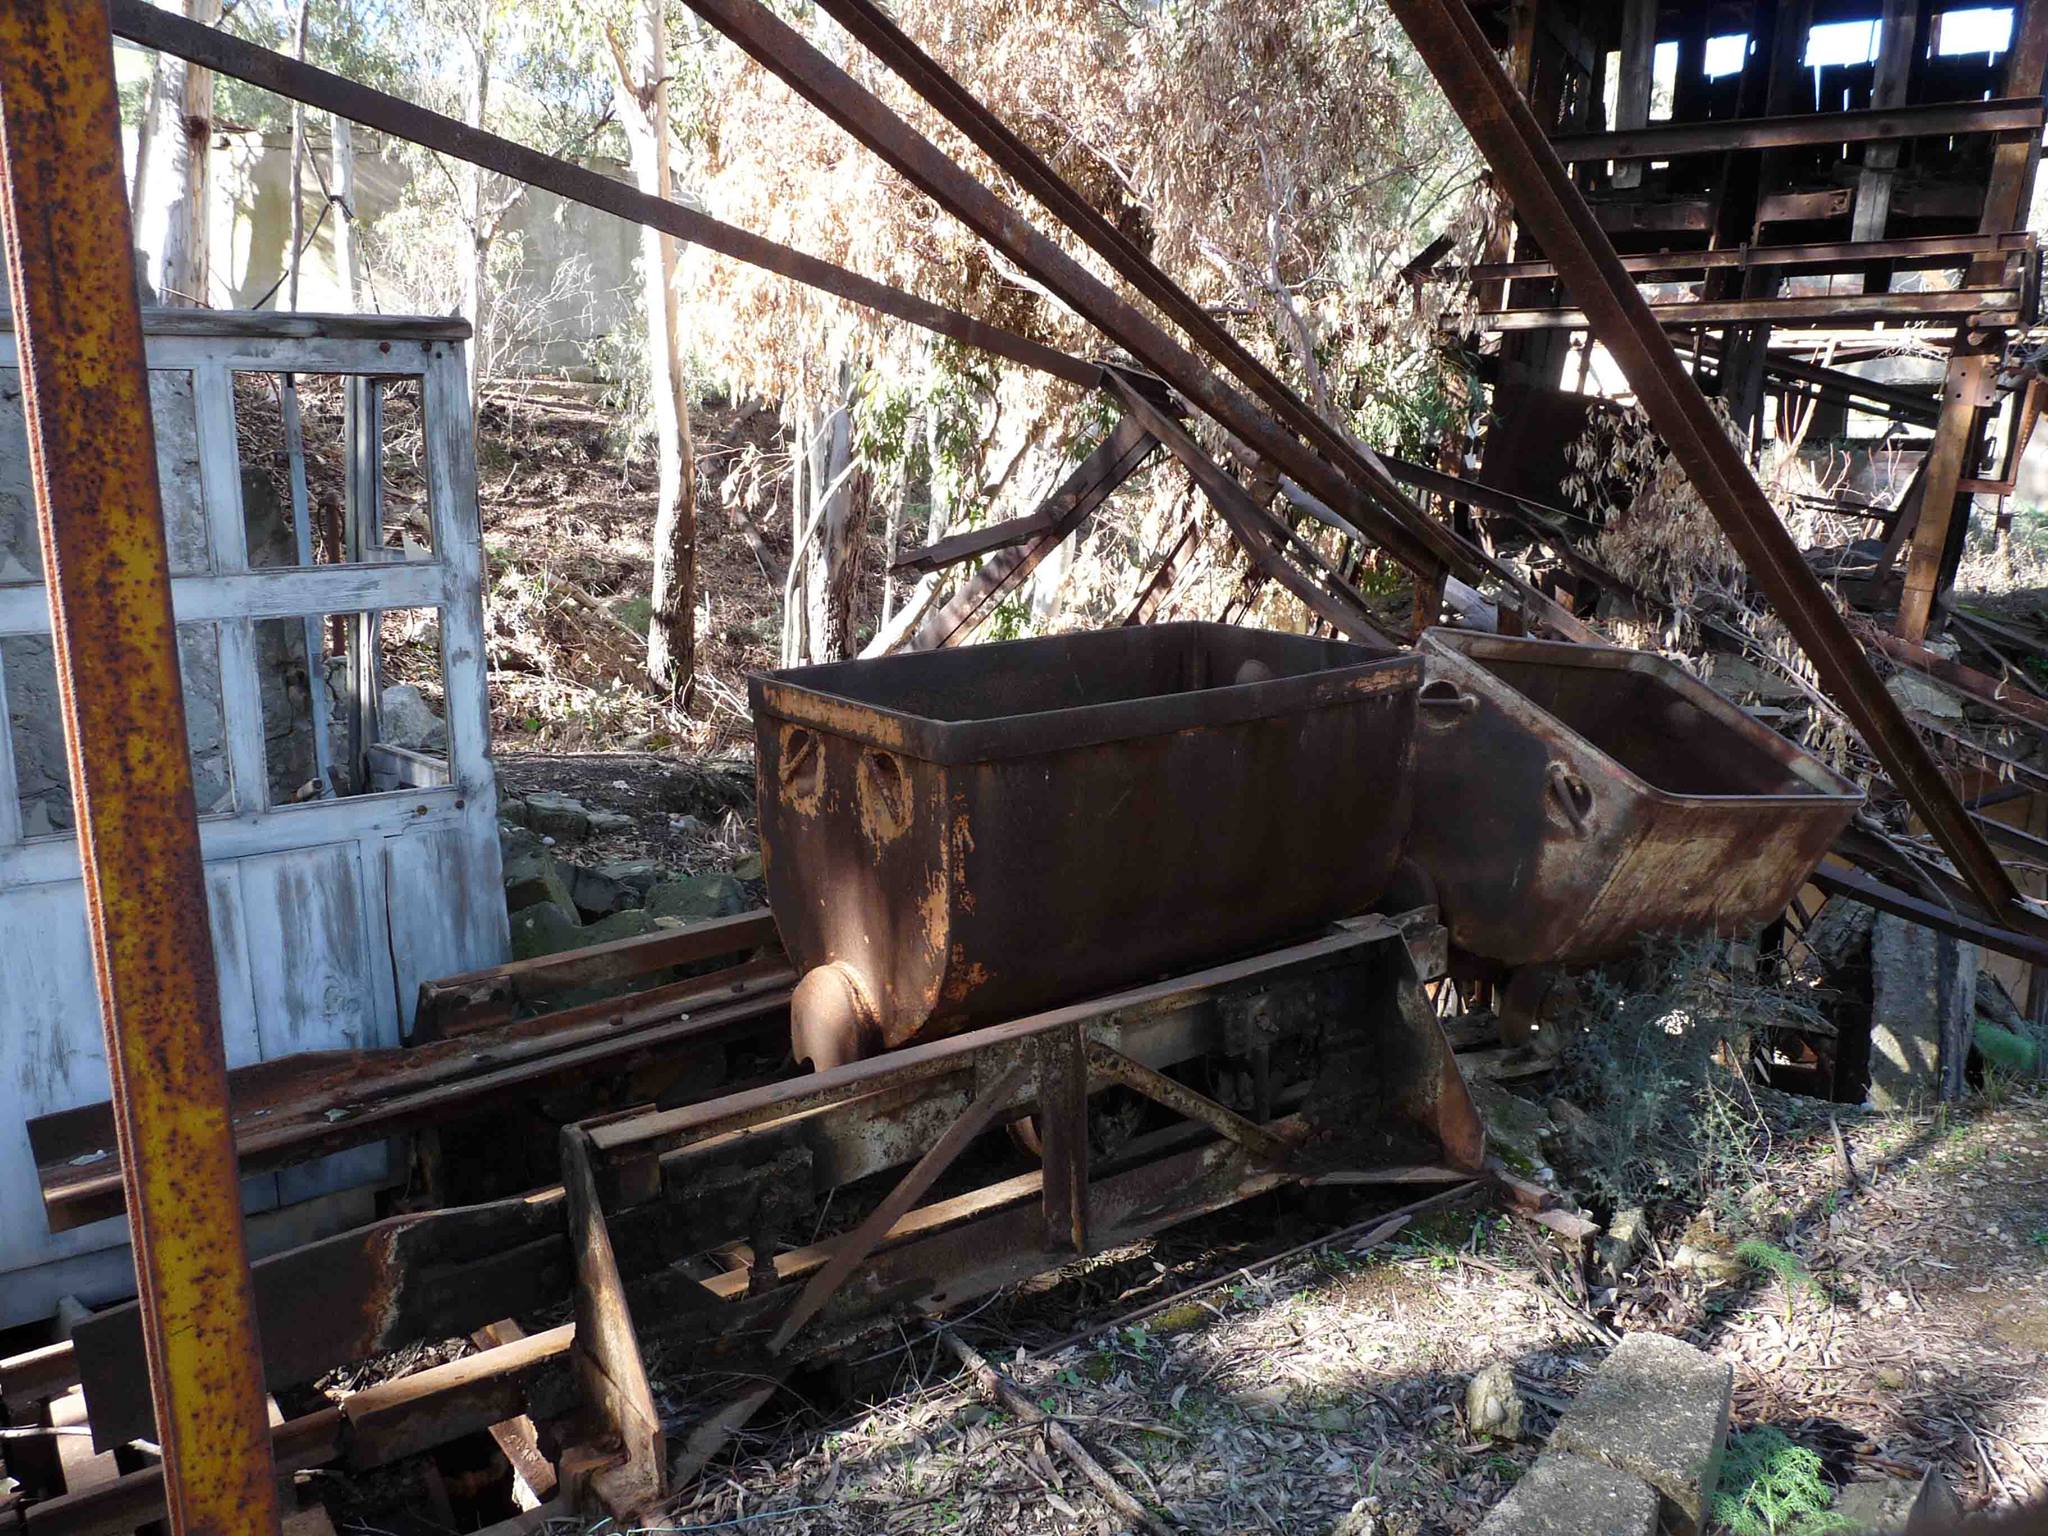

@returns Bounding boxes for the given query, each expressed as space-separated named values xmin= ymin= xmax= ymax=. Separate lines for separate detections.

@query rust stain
xmin=0 ymin=8 xmax=280 ymax=1535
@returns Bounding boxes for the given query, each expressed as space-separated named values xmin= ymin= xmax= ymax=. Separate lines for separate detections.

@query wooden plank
xmin=766 ymin=1062 xmax=1031 ymax=1353
xmin=0 ymin=563 xmax=455 ymax=640
xmin=1610 ymin=0 xmax=1656 ymax=190
xmin=0 ymin=309 xmax=472 ymax=343
xmin=1553 ymin=96 xmax=2045 ymax=164
xmin=891 ymin=506 xmax=1057 ymax=575
xmin=907 ymin=418 xmax=1159 ymax=650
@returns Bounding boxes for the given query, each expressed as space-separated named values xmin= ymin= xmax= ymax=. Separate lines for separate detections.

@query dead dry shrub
xmin=1552 ymin=936 xmax=1829 ymax=1213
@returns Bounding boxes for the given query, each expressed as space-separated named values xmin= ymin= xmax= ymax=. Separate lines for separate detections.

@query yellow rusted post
xmin=0 ymin=6 xmax=280 ymax=1536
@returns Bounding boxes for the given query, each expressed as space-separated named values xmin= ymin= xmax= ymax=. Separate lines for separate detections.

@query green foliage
xmin=1734 ymin=1240 xmax=1831 ymax=1313
xmin=1553 ymin=938 xmax=1825 ymax=1210
xmin=1976 ymin=1020 xmax=2042 ymax=1076
xmin=1713 ymin=1427 xmax=1851 ymax=1536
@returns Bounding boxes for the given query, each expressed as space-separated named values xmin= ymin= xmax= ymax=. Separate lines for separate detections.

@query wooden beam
xmin=1610 ymin=0 xmax=1656 ymax=190
xmin=1464 ymin=232 xmax=2033 ymax=284
xmin=1553 ymin=96 xmax=2044 ymax=164
xmin=1898 ymin=348 xmax=1994 ymax=641
xmin=1851 ymin=0 xmax=1922 ymax=246
xmin=1481 ymin=289 xmax=2021 ymax=332
xmin=905 ymin=416 xmax=1159 ymax=650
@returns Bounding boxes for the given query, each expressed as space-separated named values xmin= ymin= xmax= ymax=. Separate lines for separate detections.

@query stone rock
xmin=524 ymin=791 xmax=593 ymax=840
xmin=568 ymin=863 xmax=642 ymax=920
xmin=509 ymin=902 xmax=584 ymax=961
xmin=1833 ymin=1469 xmax=1958 ymax=1535
xmin=1470 ymin=1082 xmax=1553 ymax=1179
xmin=587 ymin=808 xmax=635 ymax=835
xmin=379 ymin=683 xmax=447 ymax=752
xmin=1549 ymin=1332 xmax=1732 ymax=1536
xmin=1591 ymin=1206 xmax=1649 ymax=1289
xmin=500 ymin=823 xmax=541 ymax=862
xmin=1474 ymin=1452 xmax=1657 ymax=1536
xmin=733 ymin=851 xmax=765 ymax=882
xmin=1670 ymin=1212 xmax=1744 ymax=1284
xmin=1327 ymin=1499 xmax=1381 ymax=1536
xmin=499 ymin=796 xmax=531 ymax=827
xmin=582 ymin=909 xmax=662 ymax=945
xmin=593 ymin=859 xmax=663 ymax=897
xmin=645 ymin=873 xmax=749 ymax=921
xmin=502 ymin=850 xmax=575 ymax=916
xmin=1885 ymin=670 xmax=1966 ymax=721
xmin=1869 ymin=913 xmax=1978 ymax=1108
xmin=1465 ymin=1362 xmax=1524 ymax=1441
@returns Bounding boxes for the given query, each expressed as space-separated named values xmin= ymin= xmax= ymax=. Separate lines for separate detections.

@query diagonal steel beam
xmin=1385 ymin=0 xmax=2022 ymax=918
xmin=105 ymin=0 xmax=1095 ymax=389
xmin=808 ymin=0 xmax=1474 ymax=576
xmin=0 ymin=5 xmax=281 ymax=1535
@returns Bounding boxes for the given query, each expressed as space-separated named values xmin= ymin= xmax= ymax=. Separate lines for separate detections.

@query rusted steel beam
xmin=766 ymin=1062 xmax=1031 ymax=1354
xmin=104 ymin=0 xmax=1095 ymax=389
xmin=1083 ymin=1043 xmax=1290 ymax=1162
xmin=678 ymin=0 xmax=1451 ymax=583
xmin=810 ymin=0 xmax=1471 ymax=585
xmin=1811 ymin=863 xmax=2048 ymax=970
xmin=1862 ymin=627 xmax=2048 ymax=736
xmin=1549 ymin=97 xmax=2046 ymax=163
xmin=413 ymin=907 xmax=781 ymax=1037
xmin=1386 ymin=0 xmax=2024 ymax=920
xmin=31 ymin=958 xmax=791 ymax=1230
xmin=73 ymin=1193 xmax=571 ymax=1452
xmin=1103 ymin=372 xmax=1401 ymax=646
xmin=0 ymin=9 xmax=280 ymax=1536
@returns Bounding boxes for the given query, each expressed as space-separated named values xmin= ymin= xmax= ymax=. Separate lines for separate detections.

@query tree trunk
xmin=331 ymin=114 xmax=359 ymax=311
xmin=607 ymin=0 xmax=697 ymax=696
xmin=285 ymin=0 xmax=312 ymax=310
xmin=461 ymin=25 xmax=491 ymax=407
xmin=147 ymin=0 xmax=220 ymax=307
xmin=803 ymin=359 xmax=865 ymax=661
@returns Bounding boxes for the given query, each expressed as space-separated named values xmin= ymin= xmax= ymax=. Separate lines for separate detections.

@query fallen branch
xmin=937 ymin=1329 xmax=1179 ymax=1536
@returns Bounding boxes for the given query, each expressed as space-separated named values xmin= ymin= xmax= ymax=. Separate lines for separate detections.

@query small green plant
xmin=1553 ymin=937 xmax=1825 ymax=1209
xmin=1735 ymin=1239 xmax=1831 ymax=1319
xmin=2030 ymin=1230 xmax=2048 ymax=1249
xmin=1712 ymin=1427 xmax=1851 ymax=1536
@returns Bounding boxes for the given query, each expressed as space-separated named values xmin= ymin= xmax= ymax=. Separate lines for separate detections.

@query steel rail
xmin=103 ymin=0 xmax=1096 ymax=389
xmin=809 ymin=0 xmax=1479 ymax=578
xmin=0 ymin=6 xmax=280 ymax=1536
xmin=678 ymin=0 xmax=1449 ymax=582
xmin=1386 ymin=0 xmax=2024 ymax=920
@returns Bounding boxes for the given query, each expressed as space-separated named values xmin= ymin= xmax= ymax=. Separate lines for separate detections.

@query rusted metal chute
xmin=1384 ymin=0 xmax=2029 ymax=926
xmin=0 ymin=6 xmax=281 ymax=1536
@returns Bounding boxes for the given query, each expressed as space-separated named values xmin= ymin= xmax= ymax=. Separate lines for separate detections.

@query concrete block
xmin=1475 ymin=1452 xmax=1657 ymax=1536
xmin=1549 ymin=1332 xmax=1731 ymax=1536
